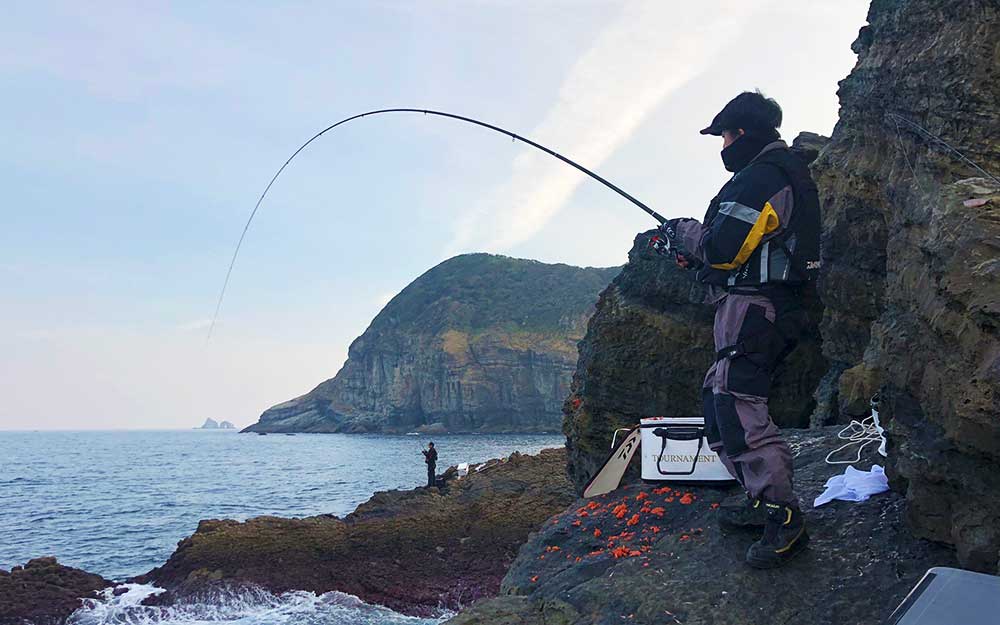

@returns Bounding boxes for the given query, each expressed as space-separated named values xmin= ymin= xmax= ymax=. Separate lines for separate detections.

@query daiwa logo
xmin=807 ymin=260 xmax=822 ymax=270
xmin=618 ymin=438 xmax=636 ymax=459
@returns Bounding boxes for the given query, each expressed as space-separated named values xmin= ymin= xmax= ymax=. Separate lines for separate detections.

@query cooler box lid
xmin=640 ymin=417 xmax=703 ymax=426
xmin=885 ymin=567 xmax=1000 ymax=625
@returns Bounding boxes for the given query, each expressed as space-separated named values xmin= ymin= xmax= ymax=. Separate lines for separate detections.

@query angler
xmin=656 ymin=91 xmax=821 ymax=569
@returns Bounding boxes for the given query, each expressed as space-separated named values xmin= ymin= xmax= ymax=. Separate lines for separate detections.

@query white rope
xmin=824 ymin=415 xmax=884 ymax=465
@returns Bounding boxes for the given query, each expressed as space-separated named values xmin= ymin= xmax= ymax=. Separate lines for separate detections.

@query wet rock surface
xmin=563 ymin=211 xmax=828 ymax=493
xmin=137 ymin=448 xmax=574 ymax=616
xmin=245 ymin=254 xmax=618 ymax=434
xmin=0 ymin=557 xmax=110 ymax=625
xmin=810 ymin=0 xmax=1000 ymax=569
xmin=446 ymin=428 xmax=956 ymax=625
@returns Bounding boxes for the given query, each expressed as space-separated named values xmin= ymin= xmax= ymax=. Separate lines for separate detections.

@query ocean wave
xmin=68 ymin=583 xmax=450 ymax=625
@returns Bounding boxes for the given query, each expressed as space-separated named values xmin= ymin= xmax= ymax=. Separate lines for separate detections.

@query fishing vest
xmin=696 ymin=146 xmax=821 ymax=289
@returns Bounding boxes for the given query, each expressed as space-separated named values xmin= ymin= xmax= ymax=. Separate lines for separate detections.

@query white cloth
xmin=813 ymin=464 xmax=889 ymax=507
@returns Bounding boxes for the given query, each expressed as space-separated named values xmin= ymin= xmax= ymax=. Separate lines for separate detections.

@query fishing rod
xmin=208 ymin=108 xmax=666 ymax=339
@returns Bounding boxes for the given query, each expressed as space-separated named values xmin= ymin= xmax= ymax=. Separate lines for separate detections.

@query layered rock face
xmin=246 ymin=254 xmax=618 ymax=433
xmin=139 ymin=448 xmax=575 ymax=616
xmin=810 ymin=0 xmax=1000 ymax=570
xmin=563 ymin=186 xmax=829 ymax=491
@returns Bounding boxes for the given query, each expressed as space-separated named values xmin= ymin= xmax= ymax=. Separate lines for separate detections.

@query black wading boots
xmin=718 ymin=495 xmax=767 ymax=530
xmin=746 ymin=502 xmax=809 ymax=569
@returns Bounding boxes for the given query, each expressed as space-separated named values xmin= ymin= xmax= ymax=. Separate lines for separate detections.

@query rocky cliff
xmin=245 ymin=254 xmax=618 ymax=433
xmin=563 ymin=0 xmax=1000 ymax=573
xmin=809 ymin=0 xmax=1000 ymax=571
xmin=562 ymin=149 xmax=830 ymax=490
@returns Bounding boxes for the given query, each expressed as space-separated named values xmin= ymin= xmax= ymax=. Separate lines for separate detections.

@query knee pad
xmin=702 ymin=388 xmax=721 ymax=446
xmin=714 ymin=393 xmax=749 ymax=456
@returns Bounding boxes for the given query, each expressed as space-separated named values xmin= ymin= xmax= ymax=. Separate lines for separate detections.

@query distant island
xmin=196 ymin=418 xmax=236 ymax=430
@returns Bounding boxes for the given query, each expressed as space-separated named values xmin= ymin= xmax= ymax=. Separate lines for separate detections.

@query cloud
xmin=447 ymin=0 xmax=755 ymax=254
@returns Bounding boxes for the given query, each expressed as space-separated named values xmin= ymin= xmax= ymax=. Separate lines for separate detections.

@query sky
xmin=0 ymin=1 xmax=870 ymax=430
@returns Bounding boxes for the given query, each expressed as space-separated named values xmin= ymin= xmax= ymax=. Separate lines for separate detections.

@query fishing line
xmin=208 ymin=108 xmax=665 ymax=340
xmin=888 ymin=112 xmax=995 ymax=253
xmin=886 ymin=112 xmax=1000 ymax=187
xmin=890 ymin=114 xmax=934 ymax=197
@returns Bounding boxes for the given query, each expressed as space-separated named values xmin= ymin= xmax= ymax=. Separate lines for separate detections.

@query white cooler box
xmin=639 ymin=417 xmax=735 ymax=483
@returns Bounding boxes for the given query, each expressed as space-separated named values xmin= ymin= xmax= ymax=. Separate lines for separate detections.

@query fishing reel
xmin=649 ymin=221 xmax=681 ymax=259
xmin=648 ymin=232 xmax=673 ymax=257
xmin=649 ymin=223 xmax=701 ymax=269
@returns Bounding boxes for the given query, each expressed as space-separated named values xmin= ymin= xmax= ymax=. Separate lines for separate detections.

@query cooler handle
xmin=653 ymin=426 xmax=705 ymax=476
xmin=611 ymin=427 xmax=634 ymax=449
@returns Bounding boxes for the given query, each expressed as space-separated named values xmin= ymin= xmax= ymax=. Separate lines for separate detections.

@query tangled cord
xmin=825 ymin=394 xmax=887 ymax=465
xmin=825 ymin=417 xmax=883 ymax=465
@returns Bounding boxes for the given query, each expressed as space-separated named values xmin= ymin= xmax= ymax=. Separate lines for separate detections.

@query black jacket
xmin=423 ymin=448 xmax=437 ymax=465
xmin=675 ymin=141 xmax=821 ymax=289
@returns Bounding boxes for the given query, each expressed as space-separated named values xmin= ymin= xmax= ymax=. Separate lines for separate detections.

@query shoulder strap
xmin=753 ymin=159 xmax=812 ymax=282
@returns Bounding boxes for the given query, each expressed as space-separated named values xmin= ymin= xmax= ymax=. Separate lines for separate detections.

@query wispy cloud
xmin=448 ymin=0 xmax=754 ymax=254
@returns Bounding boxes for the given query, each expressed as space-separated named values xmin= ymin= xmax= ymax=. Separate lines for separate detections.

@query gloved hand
xmin=654 ymin=219 xmax=701 ymax=270
xmin=658 ymin=218 xmax=682 ymax=242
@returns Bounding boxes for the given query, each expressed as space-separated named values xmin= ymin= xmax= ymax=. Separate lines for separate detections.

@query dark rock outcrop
xmin=0 ymin=557 xmax=110 ymax=625
xmin=245 ymin=254 xmax=619 ymax=434
xmin=810 ymin=0 xmax=1000 ymax=570
xmin=563 ymin=195 xmax=829 ymax=491
xmin=446 ymin=429 xmax=956 ymax=625
xmin=138 ymin=448 xmax=574 ymax=616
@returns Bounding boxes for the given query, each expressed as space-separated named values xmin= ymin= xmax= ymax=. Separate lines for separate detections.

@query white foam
xmin=68 ymin=584 xmax=450 ymax=625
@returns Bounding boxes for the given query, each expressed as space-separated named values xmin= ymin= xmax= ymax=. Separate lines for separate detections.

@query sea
xmin=0 ymin=430 xmax=565 ymax=624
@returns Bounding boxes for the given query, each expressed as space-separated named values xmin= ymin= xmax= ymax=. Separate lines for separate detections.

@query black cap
xmin=700 ymin=91 xmax=783 ymax=136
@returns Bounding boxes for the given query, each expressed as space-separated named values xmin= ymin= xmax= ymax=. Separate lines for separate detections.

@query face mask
xmin=720 ymin=132 xmax=775 ymax=173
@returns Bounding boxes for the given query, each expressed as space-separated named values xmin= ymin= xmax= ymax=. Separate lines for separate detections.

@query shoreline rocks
xmin=135 ymin=447 xmax=575 ymax=616
xmin=0 ymin=557 xmax=110 ymax=625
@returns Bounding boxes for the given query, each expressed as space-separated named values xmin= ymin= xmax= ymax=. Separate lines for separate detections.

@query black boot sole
xmin=746 ymin=530 xmax=810 ymax=569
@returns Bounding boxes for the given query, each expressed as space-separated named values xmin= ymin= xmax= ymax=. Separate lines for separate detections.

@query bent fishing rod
xmin=208 ymin=108 xmax=666 ymax=340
